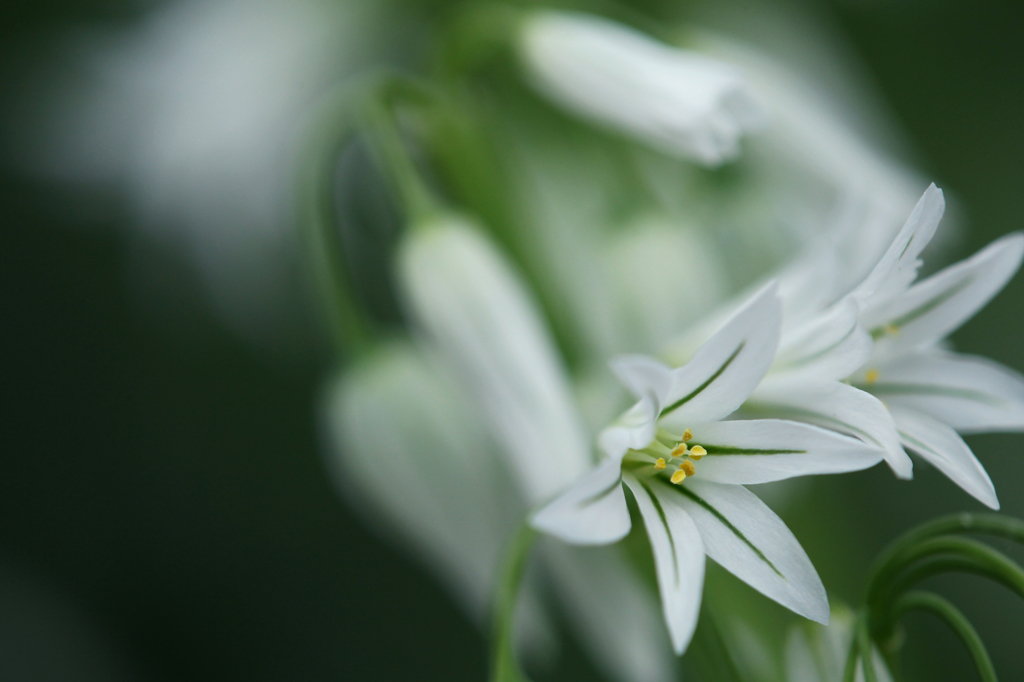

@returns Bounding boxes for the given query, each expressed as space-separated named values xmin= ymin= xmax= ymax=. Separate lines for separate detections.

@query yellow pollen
xmin=865 ymin=369 xmax=880 ymax=385
xmin=670 ymin=469 xmax=687 ymax=484
xmin=681 ymin=459 xmax=696 ymax=477
xmin=670 ymin=443 xmax=688 ymax=458
xmin=689 ymin=445 xmax=707 ymax=460
xmin=884 ymin=323 xmax=900 ymax=336
xmin=654 ymin=458 xmax=666 ymax=470
xmin=682 ymin=428 xmax=693 ymax=442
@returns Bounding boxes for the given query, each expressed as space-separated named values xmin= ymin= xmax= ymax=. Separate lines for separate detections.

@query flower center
xmin=625 ymin=427 xmax=705 ymax=484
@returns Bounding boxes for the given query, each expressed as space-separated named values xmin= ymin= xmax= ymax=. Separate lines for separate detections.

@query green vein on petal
xmin=577 ymin=476 xmax=622 ymax=508
xmin=638 ymin=479 xmax=679 ymax=587
xmin=870 ymin=278 xmax=970 ymax=339
xmin=668 ymin=484 xmax=783 ymax=579
xmin=697 ymin=444 xmax=806 ymax=455
xmin=661 ymin=342 xmax=745 ymax=417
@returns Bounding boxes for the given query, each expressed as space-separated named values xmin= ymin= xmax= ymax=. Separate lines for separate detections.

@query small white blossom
xmin=517 ymin=11 xmax=765 ymax=166
xmin=532 ymin=284 xmax=884 ymax=653
xmin=750 ymin=184 xmax=1024 ymax=508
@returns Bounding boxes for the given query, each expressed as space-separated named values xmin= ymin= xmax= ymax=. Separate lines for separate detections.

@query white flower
xmin=532 ymin=283 xmax=884 ymax=653
xmin=785 ymin=606 xmax=893 ymax=682
xmin=397 ymin=215 xmax=676 ymax=682
xmin=517 ymin=11 xmax=765 ymax=166
xmin=324 ymin=340 xmax=672 ymax=682
xmin=752 ymin=184 xmax=1024 ymax=509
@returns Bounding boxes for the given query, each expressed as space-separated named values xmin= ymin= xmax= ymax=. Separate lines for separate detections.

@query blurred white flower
xmin=533 ymin=284 xmax=883 ymax=653
xmin=324 ymin=341 xmax=524 ymax=619
xmin=394 ymin=214 xmax=675 ymax=682
xmin=13 ymin=0 xmax=390 ymax=352
xmin=847 ymin=223 xmax=1024 ymax=509
xmin=517 ymin=11 xmax=765 ymax=166
xmin=785 ymin=606 xmax=893 ymax=682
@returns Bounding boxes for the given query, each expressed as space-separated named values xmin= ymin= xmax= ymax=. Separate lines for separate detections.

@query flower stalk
xmin=299 ymin=72 xmax=443 ymax=357
xmin=490 ymin=522 xmax=538 ymax=682
xmin=845 ymin=513 xmax=1024 ymax=682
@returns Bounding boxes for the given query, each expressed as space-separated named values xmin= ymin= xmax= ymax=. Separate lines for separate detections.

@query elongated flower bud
xmin=517 ymin=11 xmax=765 ymax=166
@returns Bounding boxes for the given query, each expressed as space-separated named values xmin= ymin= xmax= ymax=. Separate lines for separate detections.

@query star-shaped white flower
xmin=532 ymin=283 xmax=884 ymax=653
xmin=752 ymin=184 xmax=1024 ymax=509
xmin=517 ymin=11 xmax=765 ymax=166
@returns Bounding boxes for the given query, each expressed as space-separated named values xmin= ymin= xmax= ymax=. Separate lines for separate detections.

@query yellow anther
xmin=689 ymin=445 xmax=707 ymax=460
xmin=681 ymin=460 xmax=696 ymax=477
xmin=654 ymin=458 xmax=666 ymax=470
xmin=670 ymin=443 xmax=688 ymax=458
xmin=865 ymin=369 xmax=880 ymax=385
xmin=670 ymin=469 xmax=687 ymax=484
xmin=682 ymin=428 xmax=693 ymax=442
xmin=884 ymin=323 xmax=900 ymax=336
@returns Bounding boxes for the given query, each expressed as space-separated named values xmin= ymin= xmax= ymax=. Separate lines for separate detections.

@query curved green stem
xmin=298 ymin=72 xmax=445 ymax=357
xmin=866 ymin=514 xmax=1024 ymax=602
xmin=843 ymin=614 xmax=861 ymax=682
xmin=857 ymin=610 xmax=879 ymax=682
xmin=887 ymin=552 xmax=1024 ymax=606
xmin=298 ymin=86 xmax=374 ymax=358
xmin=362 ymin=79 xmax=441 ymax=224
xmin=891 ymin=591 xmax=997 ymax=682
xmin=491 ymin=522 xmax=537 ymax=682
xmin=868 ymin=536 xmax=1024 ymax=639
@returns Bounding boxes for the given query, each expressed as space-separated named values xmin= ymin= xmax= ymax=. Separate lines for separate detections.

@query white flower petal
xmin=609 ymin=354 xmax=674 ymax=403
xmin=863 ymin=233 xmax=1024 ymax=358
xmin=890 ymin=406 xmax=999 ymax=509
xmin=544 ymin=542 xmax=675 ymax=682
xmin=398 ymin=218 xmax=591 ymax=503
xmin=657 ymin=282 xmax=781 ymax=428
xmin=598 ymin=396 xmax=660 ymax=459
xmin=849 ymin=183 xmax=944 ymax=308
xmin=624 ymin=475 xmax=706 ymax=654
xmin=519 ymin=11 xmax=764 ymax=166
xmin=863 ymin=349 xmax=1024 ymax=434
xmin=773 ymin=297 xmax=873 ymax=382
xmin=750 ymin=378 xmax=913 ymax=479
xmin=687 ymin=419 xmax=884 ymax=485
xmin=532 ymin=457 xmax=631 ymax=545
xmin=597 ymin=355 xmax=671 ymax=458
xmin=670 ymin=479 xmax=829 ymax=624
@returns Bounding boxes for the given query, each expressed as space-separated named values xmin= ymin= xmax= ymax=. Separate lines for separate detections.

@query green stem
xmin=857 ymin=610 xmax=879 ymax=682
xmin=866 ymin=514 xmax=1024 ymax=602
xmin=868 ymin=536 xmax=1024 ymax=639
xmin=888 ymin=552 xmax=1024 ymax=606
xmin=842 ymin=615 xmax=860 ymax=682
xmin=298 ymin=72 xmax=445 ymax=358
xmin=891 ymin=591 xmax=997 ymax=682
xmin=298 ymin=86 xmax=375 ymax=358
xmin=362 ymin=93 xmax=440 ymax=225
xmin=490 ymin=522 xmax=537 ymax=682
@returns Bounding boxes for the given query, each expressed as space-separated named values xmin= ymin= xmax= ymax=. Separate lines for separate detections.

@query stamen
xmin=654 ymin=458 xmax=666 ymax=471
xmin=884 ymin=323 xmax=900 ymax=336
xmin=670 ymin=469 xmax=687 ymax=484
xmin=689 ymin=445 xmax=707 ymax=460
xmin=865 ymin=369 xmax=879 ymax=385
xmin=682 ymin=428 xmax=693 ymax=442
xmin=670 ymin=443 xmax=688 ymax=458
xmin=681 ymin=460 xmax=696 ymax=477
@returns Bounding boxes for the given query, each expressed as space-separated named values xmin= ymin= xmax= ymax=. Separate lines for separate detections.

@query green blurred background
xmin=1 ymin=0 xmax=1022 ymax=680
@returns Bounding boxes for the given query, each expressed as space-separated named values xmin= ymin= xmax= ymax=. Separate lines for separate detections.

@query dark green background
xmin=1 ymin=0 xmax=1022 ymax=679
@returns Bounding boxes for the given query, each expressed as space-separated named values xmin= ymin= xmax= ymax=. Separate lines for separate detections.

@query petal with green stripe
xmin=623 ymin=475 xmax=705 ymax=654
xmin=668 ymin=479 xmax=829 ymax=625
